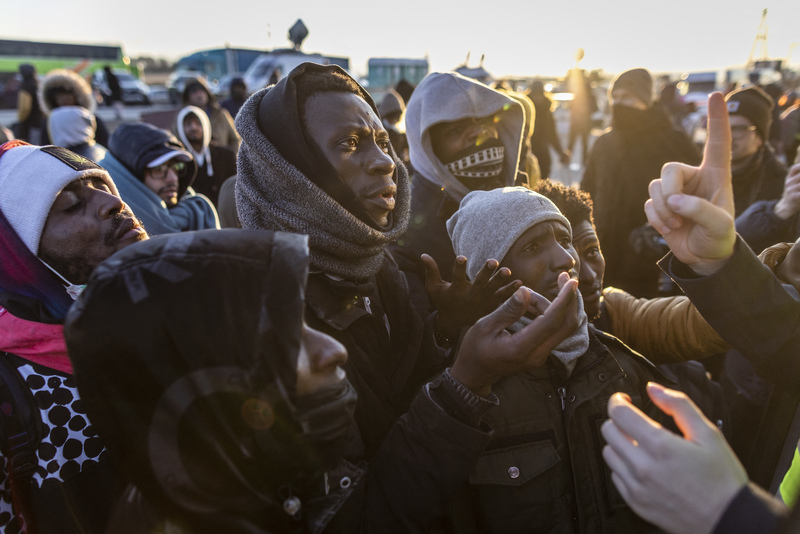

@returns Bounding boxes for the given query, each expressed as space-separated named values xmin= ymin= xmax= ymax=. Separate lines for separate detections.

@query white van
xmin=242 ymin=50 xmax=349 ymax=93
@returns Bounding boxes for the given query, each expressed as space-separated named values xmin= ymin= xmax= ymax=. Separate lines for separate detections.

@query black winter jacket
xmin=581 ymin=107 xmax=699 ymax=298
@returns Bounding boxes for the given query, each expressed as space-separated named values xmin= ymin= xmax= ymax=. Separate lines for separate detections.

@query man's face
xmin=500 ymin=220 xmax=577 ymax=302
xmin=429 ymin=115 xmax=501 ymax=163
xmin=187 ymin=87 xmax=209 ymax=108
xmin=610 ymin=88 xmax=647 ymax=110
xmin=143 ymin=159 xmax=182 ymax=207
xmin=38 ymin=176 xmax=148 ymax=284
xmin=304 ymin=91 xmax=396 ymax=228
xmin=572 ymin=219 xmax=606 ymax=320
xmin=231 ymin=84 xmax=247 ymax=100
xmin=729 ymin=115 xmax=762 ymax=165
xmin=54 ymin=90 xmax=77 ymax=108
xmin=183 ymin=114 xmax=204 ymax=145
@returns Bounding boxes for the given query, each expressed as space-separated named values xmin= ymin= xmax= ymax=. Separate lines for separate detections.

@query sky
xmin=4 ymin=0 xmax=799 ymax=80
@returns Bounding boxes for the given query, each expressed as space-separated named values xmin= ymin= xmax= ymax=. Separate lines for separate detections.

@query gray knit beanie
xmin=447 ymin=186 xmax=571 ymax=280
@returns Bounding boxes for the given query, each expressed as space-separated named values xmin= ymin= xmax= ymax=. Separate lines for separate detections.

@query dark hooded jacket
xmin=0 ymin=172 xmax=121 ymax=533
xmin=65 ymin=230 xmax=364 ymax=533
xmin=15 ymin=64 xmax=43 ymax=143
xmin=731 ymin=144 xmax=786 ymax=218
xmin=581 ymin=105 xmax=700 ymax=298
xmin=101 ymin=123 xmax=219 ymax=236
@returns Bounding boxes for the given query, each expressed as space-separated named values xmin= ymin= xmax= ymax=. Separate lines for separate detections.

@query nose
xmin=366 ymin=143 xmax=395 ymax=176
xmin=165 ymin=167 xmax=180 ymax=184
xmin=579 ymin=257 xmax=597 ymax=287
xmin=305 ymin=326 xmax=348 ymax=374
xmin=96 ymin=189 xmax=124 ymax=219
xmin=551 ymin=243 xmax=576 ymax=274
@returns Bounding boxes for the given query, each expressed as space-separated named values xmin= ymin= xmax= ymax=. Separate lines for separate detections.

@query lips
xmin=115 ymin=217 xmax=144 ymax=242
xmin=365 ymin=183 xmax=397 ymax=211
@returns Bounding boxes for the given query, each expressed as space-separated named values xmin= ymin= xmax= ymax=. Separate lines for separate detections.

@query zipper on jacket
xmin=558 ymin=387 xmax=567 ymax=411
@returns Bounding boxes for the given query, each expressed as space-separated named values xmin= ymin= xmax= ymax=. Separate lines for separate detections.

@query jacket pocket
xmin=467 ymin=441 xmax=567 ymax=533
xmin=469 ymin=440 xmax=560 ymax=486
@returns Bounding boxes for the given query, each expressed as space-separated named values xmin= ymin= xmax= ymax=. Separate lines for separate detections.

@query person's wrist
xmin=687 ymin=256 xmax=732 ymax=277
xmin=450 ymin=361 xmax=492 ymax=398
xmin=773 ymin=199 xmax=795 ymax=220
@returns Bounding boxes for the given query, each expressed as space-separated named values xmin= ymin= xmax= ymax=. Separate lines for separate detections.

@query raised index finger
xmin=702 ymin=92 xmax=731 ymax=173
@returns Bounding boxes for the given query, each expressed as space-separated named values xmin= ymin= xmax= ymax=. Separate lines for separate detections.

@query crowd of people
xmin=0 ymin=57 xmax=800 ymax=534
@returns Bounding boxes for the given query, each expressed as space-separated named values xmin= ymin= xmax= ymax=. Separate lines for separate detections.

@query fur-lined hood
xmin=39 ymin=69 xmax=96 ymax=115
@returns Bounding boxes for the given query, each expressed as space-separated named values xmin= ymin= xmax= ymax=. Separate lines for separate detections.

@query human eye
xmin=340 ymin=137 xmax=358 ymax=149
xmin=585 ymin=246 xmax=600 ymax=258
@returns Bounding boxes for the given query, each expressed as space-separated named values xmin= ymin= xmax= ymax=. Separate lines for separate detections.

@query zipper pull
xmin=558 ymin=387 xmax=567 ymax=411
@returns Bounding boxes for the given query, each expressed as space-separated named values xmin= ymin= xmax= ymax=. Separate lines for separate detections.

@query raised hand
xmin=602 ymin=383 xmax=747 ymax=534
xmin=450 ymin=273 xmax=579 ymax=397
xmin=423 ymin=253 xmax=522 ymax=335
xmin=774 ymin=164 xmax=800 ymax=220
xmin=644 ymin=92 xmax=736 ymax=275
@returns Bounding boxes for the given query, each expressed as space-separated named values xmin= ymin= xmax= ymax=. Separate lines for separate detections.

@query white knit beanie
xmin=0 ymin=142 xmax=119 ymax=255
xmin=447 ymin=186 xmax=572 ymax=280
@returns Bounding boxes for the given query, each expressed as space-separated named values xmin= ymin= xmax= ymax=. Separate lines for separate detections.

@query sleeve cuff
xmin=428 ymin=368 xmax=499 ymax=427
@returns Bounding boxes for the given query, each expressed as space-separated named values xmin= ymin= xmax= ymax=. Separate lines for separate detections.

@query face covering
xmin=40 ymin=259 xmax=86 ymax=300
xmin=612 ymin=103 xmax=651 ymax=130
xmin=443 ymin=137 xmax=506 ymax=191
xmin=293 ymin=379 xmax=358 ymax=446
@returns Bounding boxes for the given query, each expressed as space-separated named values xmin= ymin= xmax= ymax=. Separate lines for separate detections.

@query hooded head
xmin=108 ymin=123 xmax=197 ymax=200
xmin=176 ymin=105 xmax=212 ymax=168
xmin=182 ymin=77 xmax=217 ymax=108
xmin=48 ymin=106 xmax=97 ymax=148
xmin=609 ymin=68 xmax=653 ymax=109
xmin=39 ymin=69 xmax=96 ymax=115
xmin=65 ymin=229 xmax=356 ymax=532
xmin=405 ymin=72 xmax=524 ymax=202
xmin=0 ymin=141 xmax=125 ymax=317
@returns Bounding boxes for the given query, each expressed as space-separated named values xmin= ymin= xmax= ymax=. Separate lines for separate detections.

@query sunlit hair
xmin=534 ymin=178 xmax=595 ymax=228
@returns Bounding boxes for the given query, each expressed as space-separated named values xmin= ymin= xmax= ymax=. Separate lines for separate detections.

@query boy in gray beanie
xmin=444 ymin=186 xmax=670 ymax=533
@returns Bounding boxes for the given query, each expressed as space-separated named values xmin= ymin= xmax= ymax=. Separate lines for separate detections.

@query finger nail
xmin=457 ymin=257 xmax=466 ymax=264
xmin=667 ymin=194 xmax=684 ymax=210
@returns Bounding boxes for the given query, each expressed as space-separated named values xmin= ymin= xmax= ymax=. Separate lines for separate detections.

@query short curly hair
xmin=534 ymin=179 xmax=594 ymax=228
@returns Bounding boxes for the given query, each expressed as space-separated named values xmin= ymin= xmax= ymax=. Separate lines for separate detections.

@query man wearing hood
xmin=99 ymin=122 xmax=219 ymax=236
xmin=377 ymin=89 xmax=409 ymax=165
xmin=48 ymin=106 xmax=107 ymax=163
xmin=174 ymin=106 xmax=237 ymax=207
xmin=183 ymin=77 xmax=240 ymax=153
xmin=235 ymin=62 xmax=582 ymax=530
xmin=0 ymin=140 xmax=148 ymax=533
xmin=581 ymin=68 xmax=700 ymax=298
xmin=390 ymin=72 xmax=527 ymax=316
xmin=39 ymin=68 xmax=109 ymax=147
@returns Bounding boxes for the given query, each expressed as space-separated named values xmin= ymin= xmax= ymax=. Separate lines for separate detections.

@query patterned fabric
xmin=0 ymin=360 xmax=107 ymax=532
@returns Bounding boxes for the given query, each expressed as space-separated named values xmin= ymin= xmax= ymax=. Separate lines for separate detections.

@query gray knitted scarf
xmin=235 ymin=87 xmax=410 ymax=281
xmin=508 ymin=290 xmax=589 ymax=376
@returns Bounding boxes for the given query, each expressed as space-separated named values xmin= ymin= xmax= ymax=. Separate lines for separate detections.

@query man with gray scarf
xmin=234 ymin=63 xmax=582 ymax=530
xmin=447 ymin=186 xmax=669 ymax=533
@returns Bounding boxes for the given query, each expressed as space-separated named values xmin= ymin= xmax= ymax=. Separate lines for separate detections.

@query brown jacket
xmin=601 ymin=287 xmax=729 ymax=363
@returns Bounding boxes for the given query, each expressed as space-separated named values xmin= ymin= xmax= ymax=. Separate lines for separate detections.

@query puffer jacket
xmin=597 ymin=287 xmax=729 ymax=364
xmin=453 ymin=327 xmax=668 ymax=534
